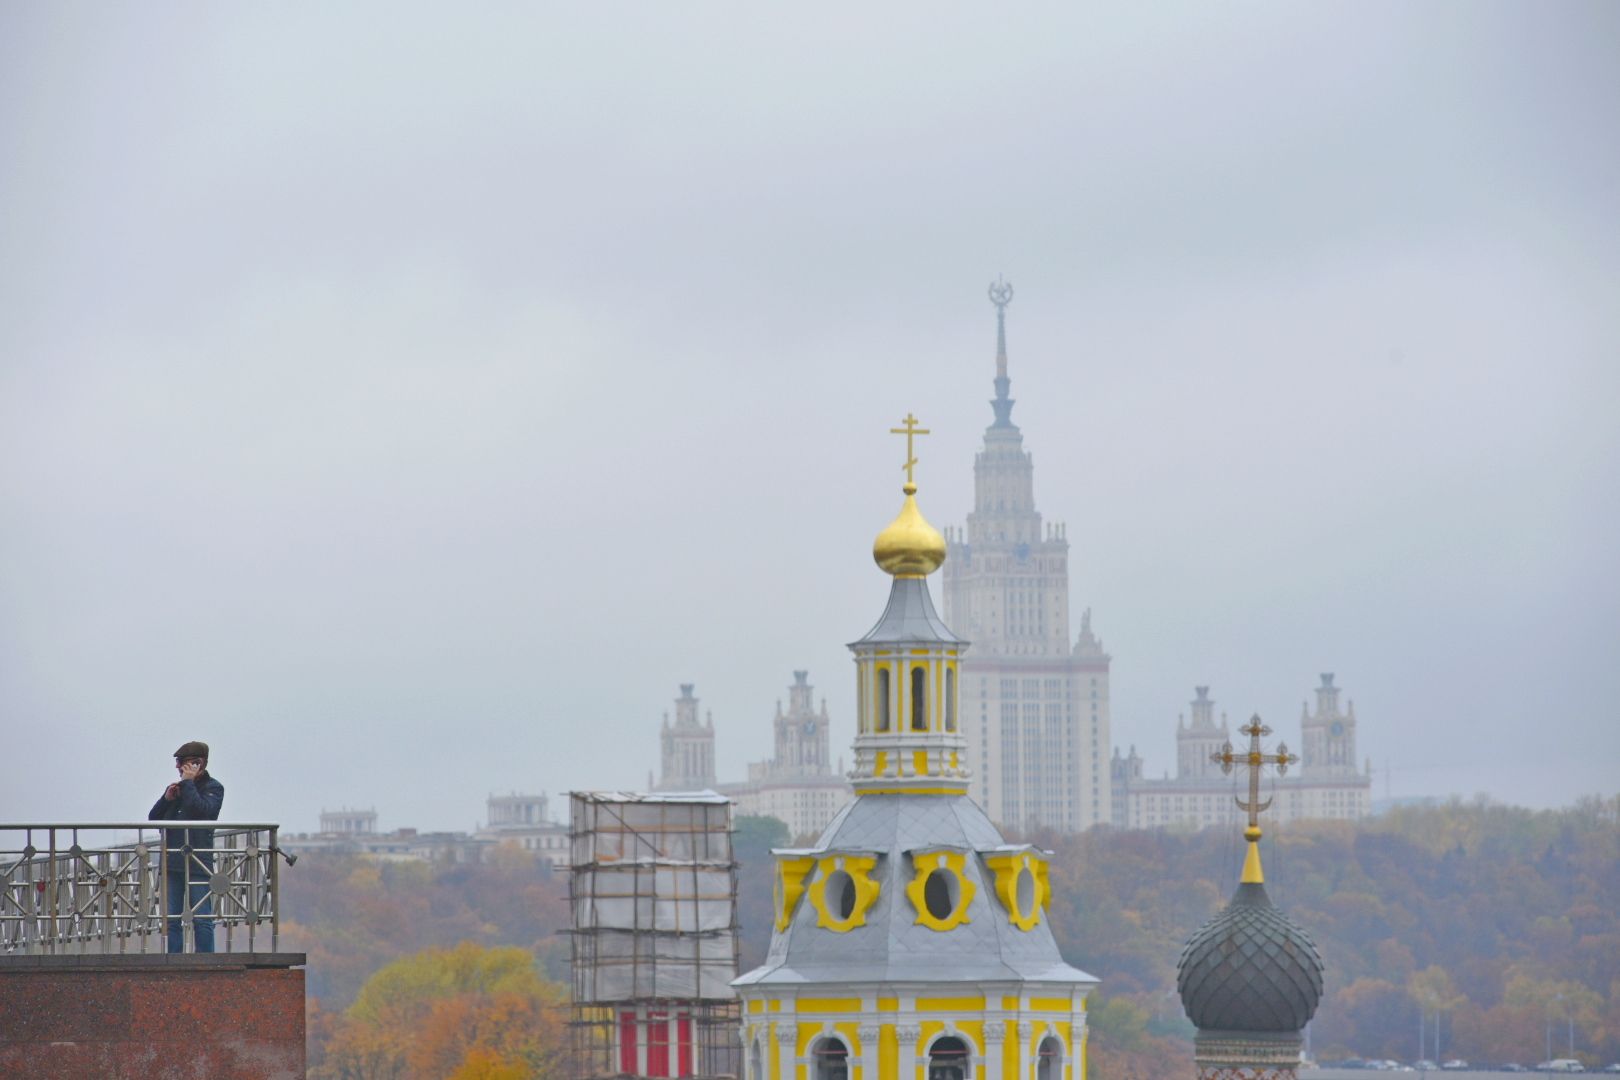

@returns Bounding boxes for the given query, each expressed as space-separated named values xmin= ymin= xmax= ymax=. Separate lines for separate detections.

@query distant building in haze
xmin=477 ymin=791 xmax=570 ymax=869
xmin=942 ymin=281 xmax=1113 ymax=832
xmin=1111 ymin=675 xmax=1373 ymax=828
xmin=318 ymin=807 xmax=377 ymax=835
xmin=655 ymin=683 xmax=717 ymax=791
xmin=717 ymin=670 xmax=852 ymax=839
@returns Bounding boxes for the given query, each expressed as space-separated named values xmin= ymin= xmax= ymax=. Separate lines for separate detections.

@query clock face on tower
xmin=804 ymin=720 xmax=817 ymax=736
xmin=1330 ymin=721 xmax=1345 ymax=736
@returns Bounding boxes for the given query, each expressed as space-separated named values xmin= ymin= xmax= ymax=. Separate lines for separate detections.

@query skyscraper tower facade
xmin=943 ymin=282 xmax=1113 ymax=832
xmin=657 ymin=683 xmax=717 ymax=791
xmin=1176 ymin=687 xmax=1231 ymax=781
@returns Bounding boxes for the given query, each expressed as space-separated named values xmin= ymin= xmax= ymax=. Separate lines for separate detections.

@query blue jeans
xmin=165 ymin=865 xmax=214 ymax=953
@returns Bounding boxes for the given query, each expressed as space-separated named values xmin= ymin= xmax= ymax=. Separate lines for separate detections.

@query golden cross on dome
xmin=1213 ymin=715 xmax=1298 ymax=832
xmin=889 ymin=413 xmax=930 ymax=486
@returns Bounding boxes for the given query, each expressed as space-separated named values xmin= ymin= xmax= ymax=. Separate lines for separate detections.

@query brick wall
xmin=0 ymin=953 xmax=305 ymax=1080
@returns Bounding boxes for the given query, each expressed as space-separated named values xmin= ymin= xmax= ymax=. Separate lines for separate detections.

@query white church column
xmin=859 ymin=1024 xmax=880 ymax=1080
xmin=897 ymin=1024 xmax=920 ymax=1080
xmin=983 ymin=1020 xmax=1005 ymax=1080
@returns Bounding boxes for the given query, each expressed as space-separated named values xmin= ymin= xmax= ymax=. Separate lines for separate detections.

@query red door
xmin=677 ymin=1014 xmax=693 ymax=1078
xmin=619 ymin=1011 xmax=639 ymax=1075
xmin=647 ymin=1011 xmax=670 ymax=1077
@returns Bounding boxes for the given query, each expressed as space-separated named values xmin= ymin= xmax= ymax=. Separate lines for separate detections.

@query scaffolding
xmin=568 ymin=792 xmax=740 ymax=1080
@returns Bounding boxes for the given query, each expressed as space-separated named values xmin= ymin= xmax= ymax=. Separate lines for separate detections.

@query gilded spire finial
xmin=1212 ymin=715 xmax=1298 ymax=883
xmin=873 ymin=413 xmax=946 ymax=578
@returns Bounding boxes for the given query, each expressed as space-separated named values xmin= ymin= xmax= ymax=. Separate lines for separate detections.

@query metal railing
xmin=0 ymin=823 xmax=290 ymax=955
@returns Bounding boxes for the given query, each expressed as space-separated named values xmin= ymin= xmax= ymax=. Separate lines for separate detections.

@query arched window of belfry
xmin=812 ymin=1037 xmax=849 ymax=1080
xmin=945 ymin=668 xmax=956 ymax=731
xmin=750 ymin=1039 xmax=763 ymax=1080
xmin=911 ymin=666 xmax=927 ymax=731
xmin=1036 ymin=1035 xmax=1063 ymax=1080
xmin=877 ymin=668 xmax=891 ymax=731
xmin=927 ymin=1035 xmax=969 ymax=1080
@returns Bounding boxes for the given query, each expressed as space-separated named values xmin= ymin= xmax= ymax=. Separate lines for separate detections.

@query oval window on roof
xmin=824 ymin=869 xmax=857 ymax=921
xmin=808 ymin=855 xmax=880 ymax=933
xmin=1016 ymin=865 xmax=1036 ymax=915
xmin=923 ymin=867 xmax=954 ymax=920
xmin=906 ymin=850 xmax=975 ymax=931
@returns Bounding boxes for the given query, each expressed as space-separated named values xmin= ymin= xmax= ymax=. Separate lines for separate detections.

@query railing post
xmin=268 ymin=825 xmax=280 ymax=952
xmin=46 ymin=826 xmax=58 ymax=956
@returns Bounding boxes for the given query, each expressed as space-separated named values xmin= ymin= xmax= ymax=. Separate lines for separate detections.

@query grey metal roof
xmin=1176 ymin=881 xmax=1324 ymax=1033
xmin=850 ymin=578 xmax=965 ymax=647
xmin=734 ymin=794 xmax=1096 ymax=988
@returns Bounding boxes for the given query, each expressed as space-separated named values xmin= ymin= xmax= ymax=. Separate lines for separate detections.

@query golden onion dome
xmin=873 ymin=482 xmax=947 ymax=578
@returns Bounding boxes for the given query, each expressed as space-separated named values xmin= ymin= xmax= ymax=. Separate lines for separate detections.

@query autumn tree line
xmin=285 ymin=796 xmax=1620 ymax=1078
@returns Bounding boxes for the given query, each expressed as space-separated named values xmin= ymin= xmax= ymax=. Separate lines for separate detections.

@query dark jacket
xmin=148 ymin=774 xmax=225 ymax=857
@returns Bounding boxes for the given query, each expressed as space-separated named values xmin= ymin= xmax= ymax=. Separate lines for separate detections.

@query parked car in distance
xmin=1440 ymin=1061 xmax=1468 ymax=1071
xmin=1537 ymin=1061 xmax=1585 ymax=1073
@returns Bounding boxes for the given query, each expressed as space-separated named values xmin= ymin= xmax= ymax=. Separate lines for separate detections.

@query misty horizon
xmin=3 ymin=4 xmax=1616 ymax=834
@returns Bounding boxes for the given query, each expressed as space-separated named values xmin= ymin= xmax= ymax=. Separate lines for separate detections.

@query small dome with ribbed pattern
xmin=1176 ymin=881 xmax=1323 ymax=1033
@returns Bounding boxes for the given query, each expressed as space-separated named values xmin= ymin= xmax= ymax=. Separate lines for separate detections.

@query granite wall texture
xmin=0 ymin=954 xmax=305 ymax=1079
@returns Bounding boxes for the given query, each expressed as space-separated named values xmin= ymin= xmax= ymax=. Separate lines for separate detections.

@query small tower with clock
xmin=774 ymin=670 xmax=832 ymax=776
xmin=1299 ymin=673 xmax=1358 ymax=777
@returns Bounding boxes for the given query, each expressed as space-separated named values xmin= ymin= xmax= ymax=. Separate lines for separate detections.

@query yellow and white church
xmin=733 ymin=417 xmax=1099 ymax=1080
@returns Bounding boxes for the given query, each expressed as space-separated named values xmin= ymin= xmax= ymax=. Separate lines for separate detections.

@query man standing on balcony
xmin=148 ymin=740 xmax=224 ymax=952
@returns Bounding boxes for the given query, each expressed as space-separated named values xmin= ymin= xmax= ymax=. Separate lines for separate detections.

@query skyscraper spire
xmin=988 ymin=277 xmax=1016 ymax=428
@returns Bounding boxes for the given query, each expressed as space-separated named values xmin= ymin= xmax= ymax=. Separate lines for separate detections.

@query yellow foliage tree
xmin=319 ymin=943 xmax=567 ymax=1080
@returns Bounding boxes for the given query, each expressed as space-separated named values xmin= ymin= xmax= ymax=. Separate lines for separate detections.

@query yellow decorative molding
xmin=774 ymin=855 xmax=816 ymax=932
xmin=906 ymin=850 xmax=976 ymax=931
xmin=915 ymin=996 xmax=986 ymax=1012
xmin=796 ymin=998 xmax=863 ymax=1014
xmin=806 ymin=854 xmax=881 ymax=932
xmin=984 ymin=850 xmax=1049 ymax=931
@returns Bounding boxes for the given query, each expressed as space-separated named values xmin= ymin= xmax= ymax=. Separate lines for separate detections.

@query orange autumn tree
xmin=318 ymin=942 xmax=567 ymax=1080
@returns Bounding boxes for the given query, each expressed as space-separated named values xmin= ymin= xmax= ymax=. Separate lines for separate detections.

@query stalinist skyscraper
xmin=942 ymin=281 xmax=1113 ymax=832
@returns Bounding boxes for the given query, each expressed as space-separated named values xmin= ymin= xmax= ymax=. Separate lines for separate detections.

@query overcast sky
xmin=3 ymin=3 xmax=1616 ymax=833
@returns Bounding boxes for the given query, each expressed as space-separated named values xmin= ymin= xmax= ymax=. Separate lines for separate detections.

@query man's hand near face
xmin=179 ymin=761 xmax=202 ymax=782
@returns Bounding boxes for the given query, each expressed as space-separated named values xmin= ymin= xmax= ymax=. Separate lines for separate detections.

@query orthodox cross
xmin=1212 ymin=715 xmax=1298 ymax=830
xmin=889 ymin=413 xmax=930 ymax=485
